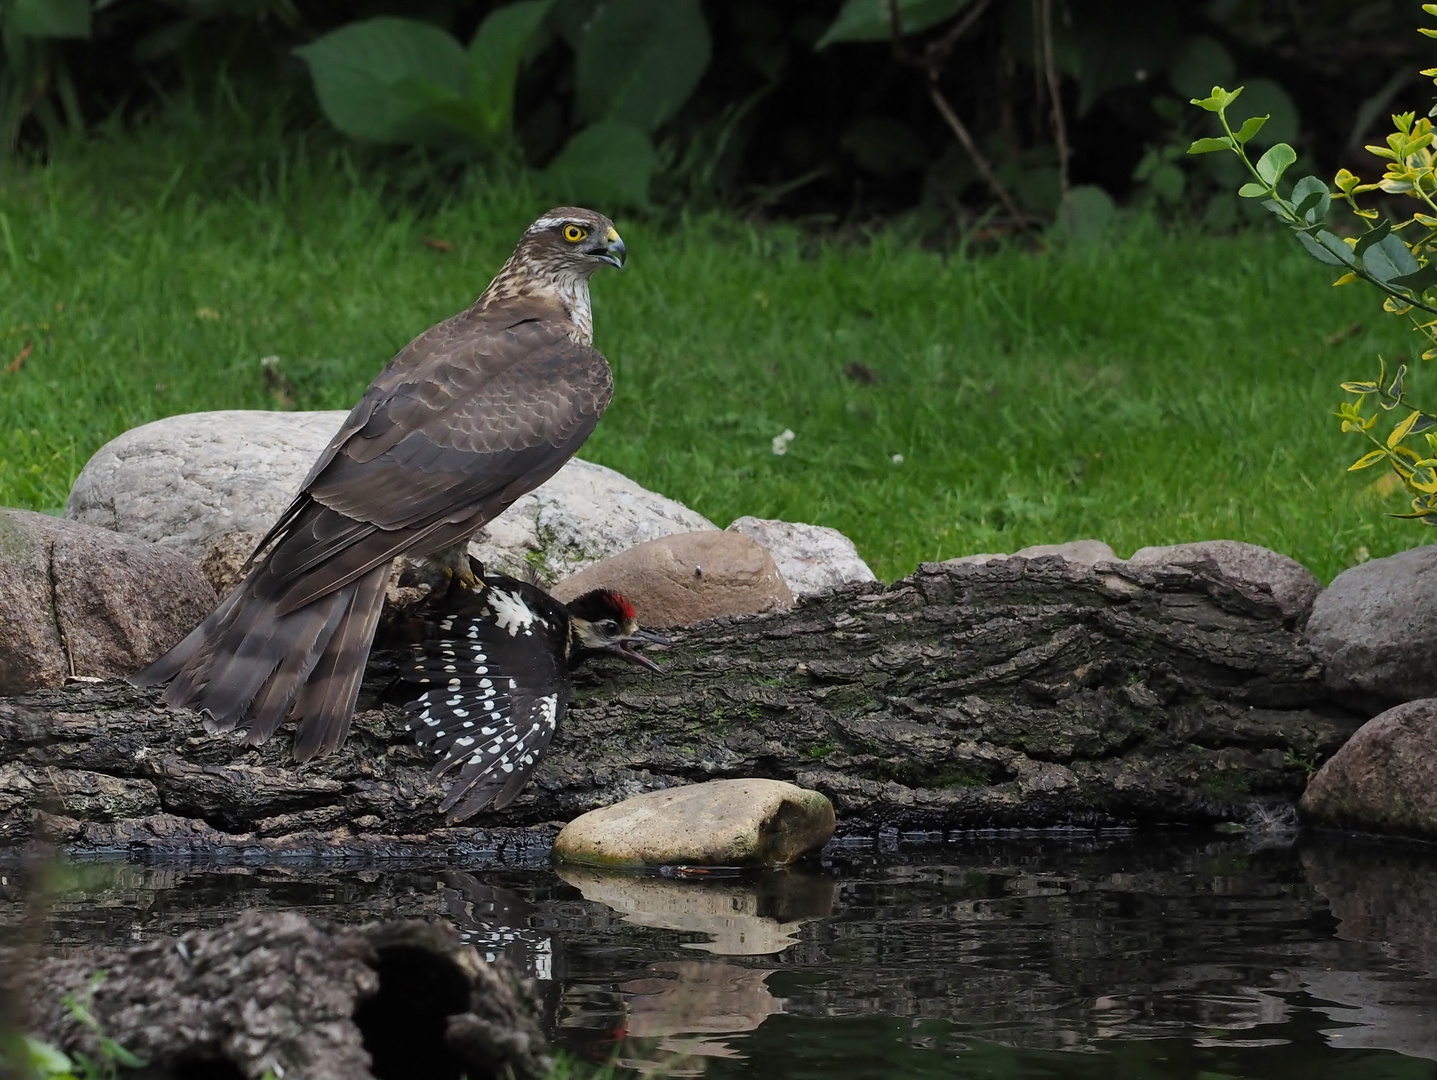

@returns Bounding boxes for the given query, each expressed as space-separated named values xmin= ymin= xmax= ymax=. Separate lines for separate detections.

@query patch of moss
xmin=1196 ymin=770 xmax=1250 ymax=800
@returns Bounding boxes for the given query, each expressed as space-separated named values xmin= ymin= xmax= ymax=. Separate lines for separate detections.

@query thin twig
xmin=884 ymin=0 xmax=1030 ymax=227
xmin=926 ymin=80 xmax=1030 ymax=224
xmin=1040 ymin=0 xmax=1071 ymax=199
xmin=926 ymin=0 xmax=996 ymax=65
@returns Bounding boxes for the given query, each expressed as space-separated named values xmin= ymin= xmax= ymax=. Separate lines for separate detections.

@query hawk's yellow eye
xmin=563 ymin=224 xmax=587 ymax=243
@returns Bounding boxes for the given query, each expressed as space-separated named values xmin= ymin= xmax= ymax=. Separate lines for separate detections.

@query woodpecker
xmin=397 ymin=569 xmax=667 ymax=822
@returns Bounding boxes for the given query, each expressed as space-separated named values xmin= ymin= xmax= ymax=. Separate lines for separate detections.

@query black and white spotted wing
xmin=401 ymin=578 xmax=574 ymax=820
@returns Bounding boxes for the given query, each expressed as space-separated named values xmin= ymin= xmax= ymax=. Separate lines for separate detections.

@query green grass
xmin=1 ymin=126 xmax=1432 ymax=582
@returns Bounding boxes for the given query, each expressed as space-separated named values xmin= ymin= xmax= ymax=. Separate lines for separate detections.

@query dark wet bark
xmin=0 ymin=558 xmax=1366 ymax=853
xmin=15 ymin=911 xmax=551 ymax=1080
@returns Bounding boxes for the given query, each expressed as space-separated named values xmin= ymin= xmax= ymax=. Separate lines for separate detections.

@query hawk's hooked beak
xmin=600 ymin=226 xmax=626 ymax=269
xmin=606 ymin=627 xmax=669 ymax=672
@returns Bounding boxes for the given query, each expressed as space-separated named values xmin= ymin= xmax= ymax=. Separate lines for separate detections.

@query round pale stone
xmin=553 ymin=778 xmax=835 ymax=868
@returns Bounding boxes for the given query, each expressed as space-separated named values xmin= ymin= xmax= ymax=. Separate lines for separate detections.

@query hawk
xmin=132 ymin=208 xmax=627 ymax=762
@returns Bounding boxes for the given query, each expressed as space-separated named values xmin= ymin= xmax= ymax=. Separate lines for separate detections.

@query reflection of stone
xmin=1298 ymin=968 xmax=1437 ymax=1061
xmin=1298 ymin=841 xmax=1437 ymax=1062
xmin=618 ymin=961 xmax=784 ymax=1073
xmin=555 ymin=864 xmax=834 ymax=955
xmin=1301 ymin=841 xmax=1437 ymax=975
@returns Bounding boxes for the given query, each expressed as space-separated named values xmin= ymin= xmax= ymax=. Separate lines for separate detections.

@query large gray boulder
xmin=944 ymin=540 xmax=1117 ymax=568
xmin=64 ymin=410 xmax=716 ymax=588
xmin=66 ymin=410 xmax=342 ymax=555
xmin=726 ymin=516 xmax=876 ymax=597
xmin=1013 ymin=539 xmax=1118 ymax=565
xmin=552 ymin=779 xmax=835 ymax=868
xmin=0 ymin=509 xmax=215 ymax=694
xmin=1306 ymin=545 xmax=1437 ymax=701
xmin=470 ymin=456 xmax=717 ymax=585
xmin=1300 ymin=698 xmax=1437 ymax=840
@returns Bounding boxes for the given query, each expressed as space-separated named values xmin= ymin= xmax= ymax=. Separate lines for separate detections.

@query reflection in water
xmin=439 ymin=874 xmax=557 ymax=981
xmin=554 ymin=865 xmax=834 ymax=955
xmin=1299 ymin=839 xmax=1437 ymax=1062
xmin=8 ymin=835 xmax=1437 ymax=1079
xmin=614 ymin=962 xmax=784 ymax=1076
xmin=550 ymin=865 xmax=830 ymax=1072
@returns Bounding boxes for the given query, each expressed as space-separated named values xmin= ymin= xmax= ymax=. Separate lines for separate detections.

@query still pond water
xmin=15 ymin=830 xmax=1437 ymax=1079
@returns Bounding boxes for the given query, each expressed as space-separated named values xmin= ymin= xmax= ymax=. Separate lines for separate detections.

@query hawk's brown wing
xmin=259 ymin=320 xmax=613 ymax=611
xmin=135 ymin=303 xmax=613 ymax=760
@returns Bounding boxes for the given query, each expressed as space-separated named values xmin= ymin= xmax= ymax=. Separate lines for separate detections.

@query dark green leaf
xmin=1353 ymin=220 xmax=1392 ymax=256
xmin=575 ymin=0 xmax=711 ymax=132
xmin=295 ymin=18 xmax=466 ymax=144
xmin=1363 ymin=233 xmax=1421 ymax=284
xmin=7 ymin=0 xmax=90 ymax=37
xmin=1296 ymin=229 xmax=1355 ymax=267
xmin=1255 ymin=142 xmax=1296 ymax=184
xmin=544 ymin=120 xmax=655 ymax=207
xmin=467 ymin=0 xmax=552 ymax=148
xmin=1413 ymin=413 xmax=1437 ymax=434
xmin=1390 ymin=263 xmax=1437 ymax=295
xmin=1290 ymin=175 xmax=1330 ymax=224
xmin=1187 ymin=136 xmax=1232 ymax=154
xmin=816 ymin=0 xmax=971 ymax=47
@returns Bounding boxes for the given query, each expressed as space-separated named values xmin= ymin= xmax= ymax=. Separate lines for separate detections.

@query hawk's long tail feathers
xmin=129 ymin=557 xmax=389 ymax=759
xmin=289 ymin=563 xmax=388 ymax=761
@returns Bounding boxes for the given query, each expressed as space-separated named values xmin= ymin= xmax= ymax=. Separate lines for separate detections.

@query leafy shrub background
xmin=1 ymin=0 xmax=1432 ymax=224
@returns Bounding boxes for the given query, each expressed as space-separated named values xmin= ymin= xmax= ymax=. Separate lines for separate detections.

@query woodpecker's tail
xmin=130 ymin=560 xmax=389 ymax=761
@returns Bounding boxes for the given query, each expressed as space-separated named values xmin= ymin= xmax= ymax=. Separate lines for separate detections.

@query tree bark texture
xmin=0 ymin=558 xmax=1367 ymax=853
xmin=12 ymin=911 xmax=552 ymax=1080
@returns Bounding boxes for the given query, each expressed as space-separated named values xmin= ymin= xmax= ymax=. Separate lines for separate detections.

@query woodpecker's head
xmin=566 ymin=589 xmax=668 ymax=672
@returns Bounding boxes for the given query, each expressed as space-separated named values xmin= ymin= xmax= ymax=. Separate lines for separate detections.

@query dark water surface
xmin=8 ymin=831 xmax=1437 ymax=1078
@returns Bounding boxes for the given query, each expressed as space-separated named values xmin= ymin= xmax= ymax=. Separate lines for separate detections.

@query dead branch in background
xmin=883 ymin=0 xmax=1033 ymax=227
xmin=1040 ymin=0 xmax=1071 ymax=199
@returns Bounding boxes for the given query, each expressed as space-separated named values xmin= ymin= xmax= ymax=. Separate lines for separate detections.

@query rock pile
xmin=939 ymin=535 xmax=1437 ymax=843
xmin=6 ymin=409 xmax=1437 ymax=844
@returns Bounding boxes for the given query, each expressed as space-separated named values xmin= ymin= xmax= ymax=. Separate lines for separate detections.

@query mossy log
xmin=0 ymin=558 xmax=1366 ymax=854
xmin=12 ymin=910 xmax=551 ymax=1080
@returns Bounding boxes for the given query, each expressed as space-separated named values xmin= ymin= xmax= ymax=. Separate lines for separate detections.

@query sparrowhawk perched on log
xmin=132 ymin=208 xmax=627 ymax=762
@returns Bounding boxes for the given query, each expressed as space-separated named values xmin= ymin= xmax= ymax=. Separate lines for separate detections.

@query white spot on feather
xmin=487 ymin=589 xmax=536 ymax=637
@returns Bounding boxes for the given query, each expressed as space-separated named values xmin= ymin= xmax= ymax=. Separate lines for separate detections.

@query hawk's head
xmin=517 ymin=207 xmax=626 ymax=277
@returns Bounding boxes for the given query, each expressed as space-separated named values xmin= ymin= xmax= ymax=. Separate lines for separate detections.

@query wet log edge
xmin=16 ymin=911 xmax=552 ymax=1080
xmin=0 ymin=557 xmax=1368 ymax=856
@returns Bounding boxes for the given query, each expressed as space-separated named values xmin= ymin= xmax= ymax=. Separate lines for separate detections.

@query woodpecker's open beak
xmin=608 ymin=628 xmax=670 ymax=672
xmin=600 ymin=227 xmax=626 ymax=269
